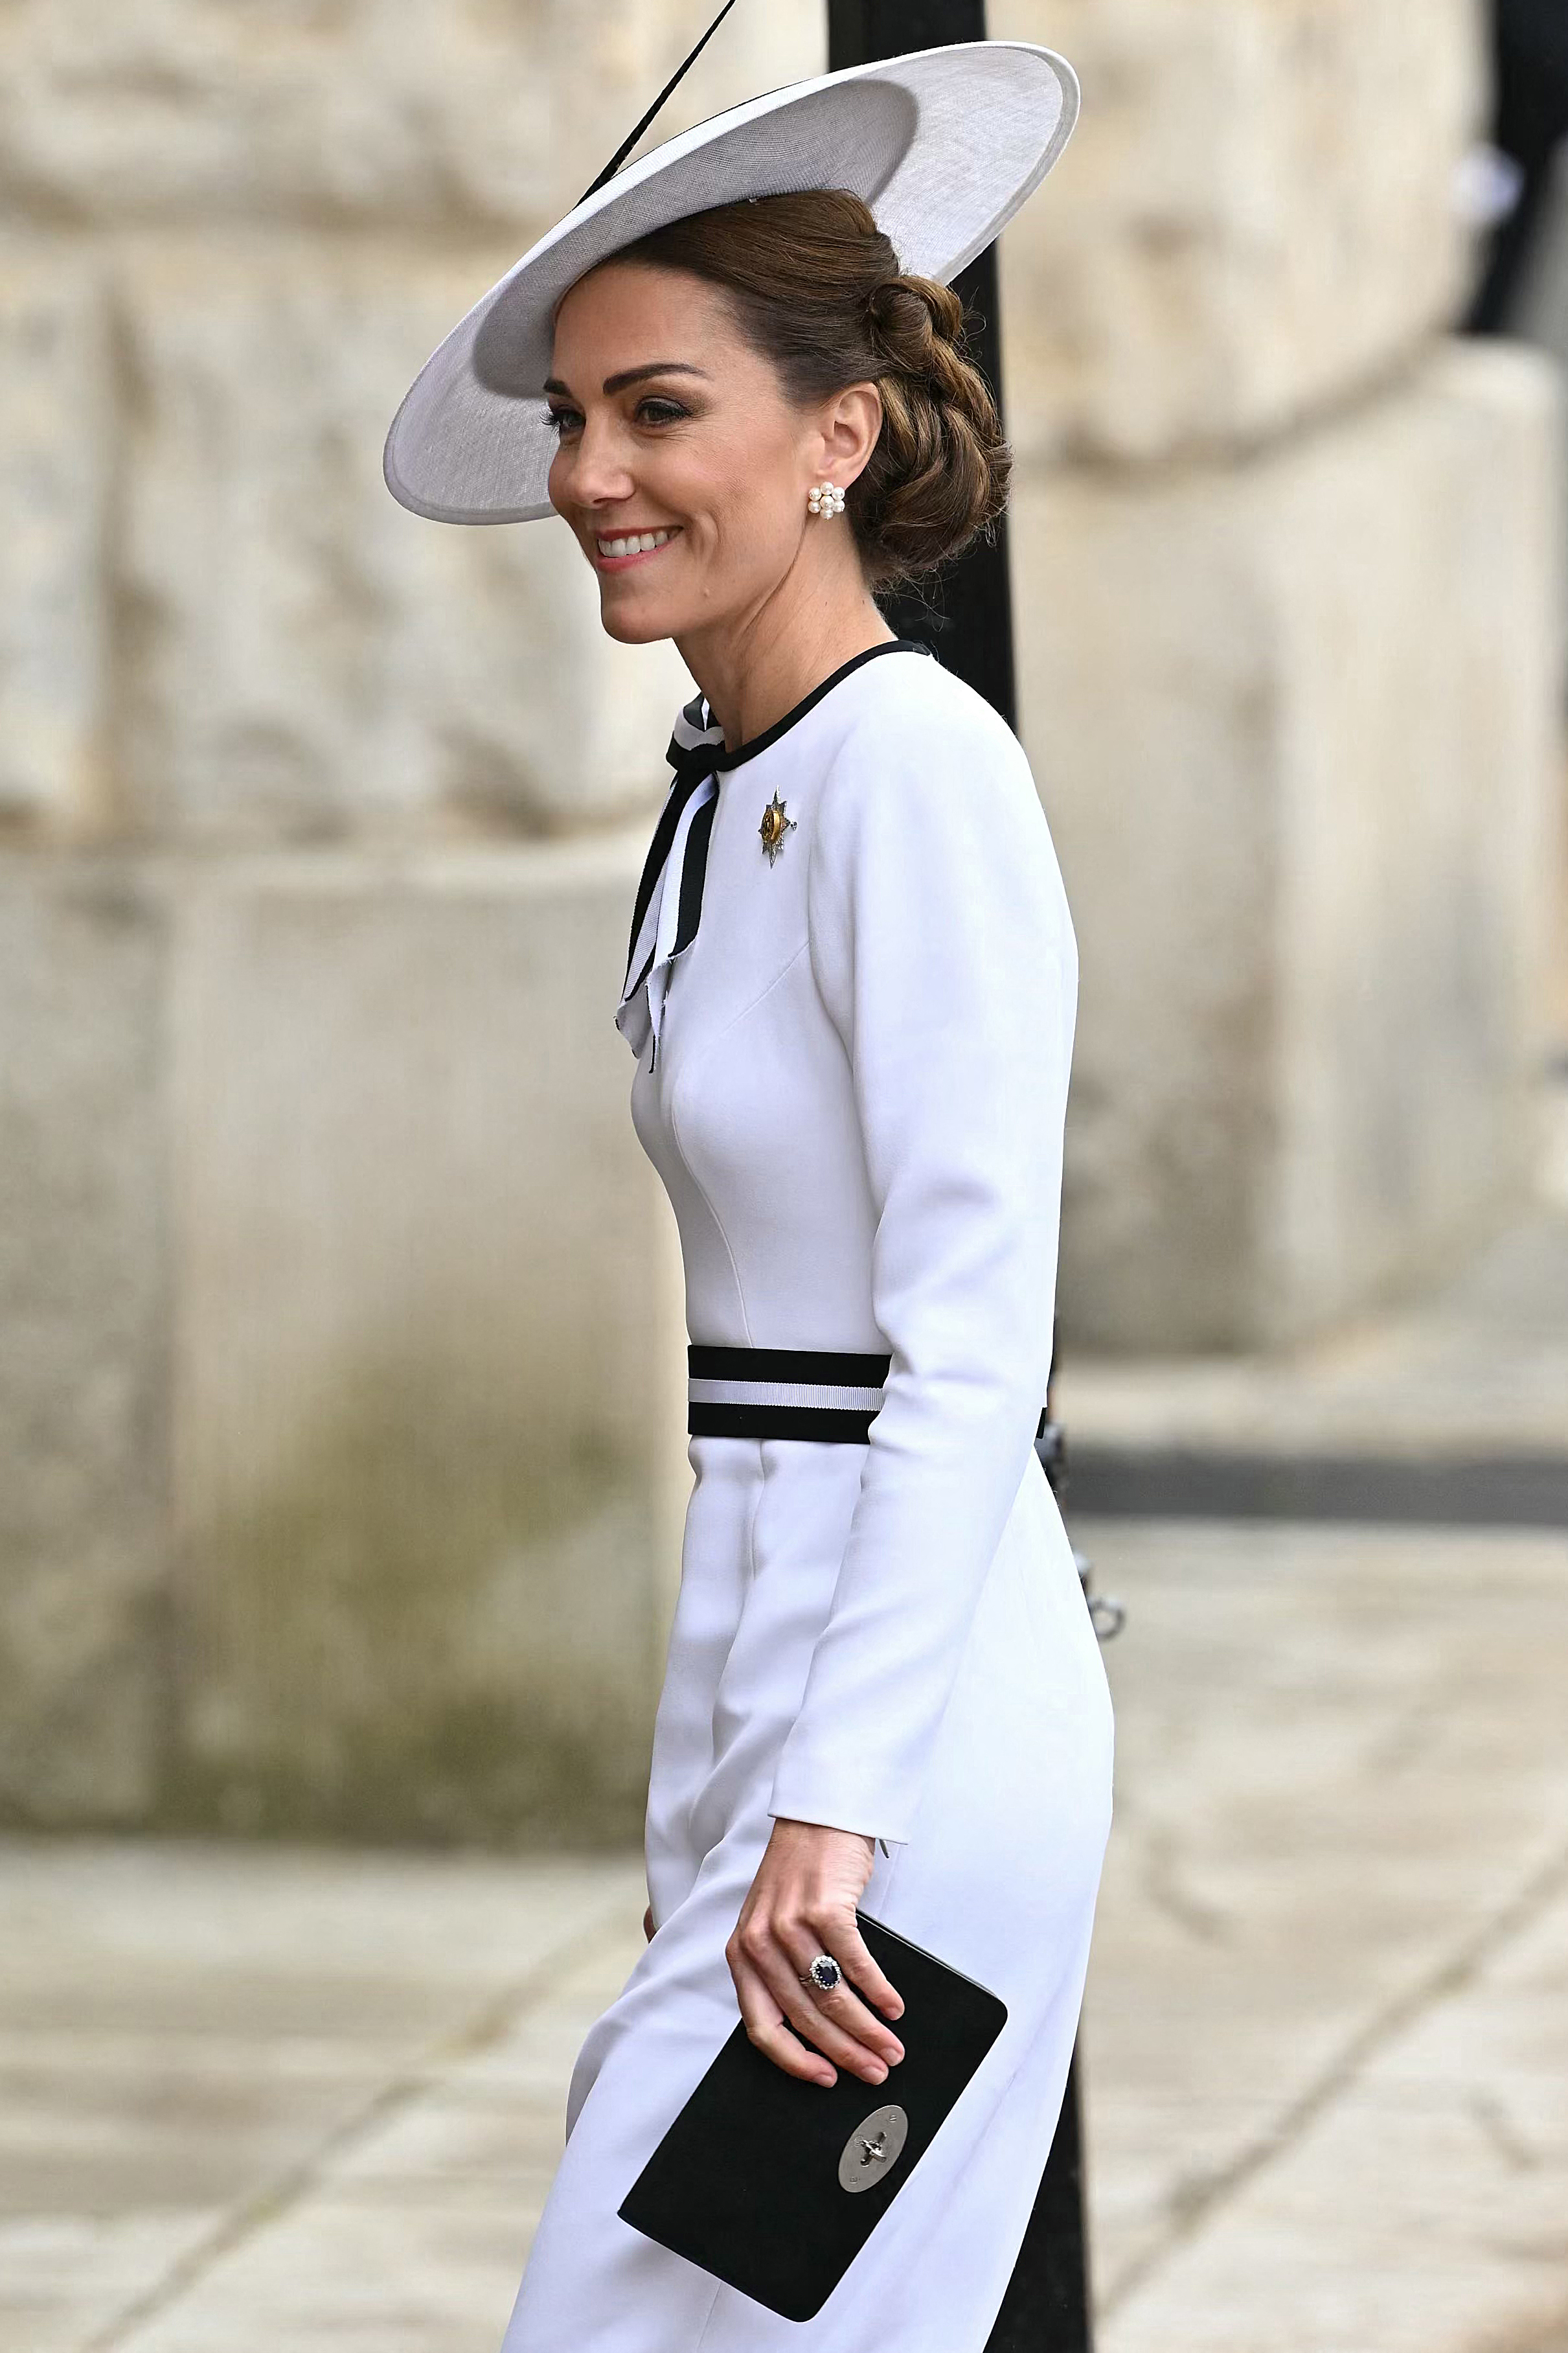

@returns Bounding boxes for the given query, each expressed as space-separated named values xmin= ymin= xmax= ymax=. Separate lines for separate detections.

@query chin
xmin=599 ymin=601 xmax=680 ymax=647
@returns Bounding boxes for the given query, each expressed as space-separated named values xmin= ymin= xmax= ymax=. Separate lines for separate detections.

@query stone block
xmin=164 ymin=836 xmax=687 ymax=1844
xmin=116 ymin=242 xmax=694 ymax=842
xmin=0 ymin=247 xmax=109 ymax=827
xmin=0 ymin=858 xmax=170 ymax=1822
xmin=1014 ymin=338 xmax=1564 ymax=1351
xmin=0 ymin=2 xmax=823 ymax=234
xmin=992 ymin=0 xmax=1484 ymax=461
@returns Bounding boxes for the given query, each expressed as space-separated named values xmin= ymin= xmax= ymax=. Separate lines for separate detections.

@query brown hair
xmin=604 ymin=189 xmax=1011 ymax=593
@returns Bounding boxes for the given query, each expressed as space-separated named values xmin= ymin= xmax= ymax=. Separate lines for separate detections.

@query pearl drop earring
xmin=807 ymin=481 xmax=846 ymax=517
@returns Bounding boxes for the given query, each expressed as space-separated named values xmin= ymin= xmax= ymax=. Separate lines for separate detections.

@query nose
xmin=554 ymin=413 xmax=637 ymax=511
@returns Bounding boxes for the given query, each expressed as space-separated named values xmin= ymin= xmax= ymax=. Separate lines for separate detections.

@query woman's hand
xmin=725 ymin=1817 xmax=905 ymax=2089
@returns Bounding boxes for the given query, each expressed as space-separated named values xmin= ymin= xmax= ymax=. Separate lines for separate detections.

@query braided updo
xmin=607 ymin=189 xmax=1010 ymax=592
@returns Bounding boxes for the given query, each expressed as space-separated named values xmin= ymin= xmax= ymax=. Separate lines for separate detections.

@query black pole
xmin=828 ymin=0 xmax=1019 ymax=718
xmin=826 ymin=6 xmax=1095 ymax=2349
xmin=1462 ymin=0 xmax=1568 ymax=334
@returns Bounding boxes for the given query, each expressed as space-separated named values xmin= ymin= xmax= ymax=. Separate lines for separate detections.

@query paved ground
xmin=3 ymin=1514 xmax=1566 ymax=2353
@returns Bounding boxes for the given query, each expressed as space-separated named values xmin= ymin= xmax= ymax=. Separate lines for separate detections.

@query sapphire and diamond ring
xmin=801 ymin=1953 xmax=844 ymax=1995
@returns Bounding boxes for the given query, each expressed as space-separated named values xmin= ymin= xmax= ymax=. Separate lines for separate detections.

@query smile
xmin=595 ymin=526 xmax=681 ymax=571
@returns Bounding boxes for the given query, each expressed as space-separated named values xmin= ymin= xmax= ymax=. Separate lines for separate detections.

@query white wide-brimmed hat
xmin=383 ymin=37 xmax=1078 ymax=528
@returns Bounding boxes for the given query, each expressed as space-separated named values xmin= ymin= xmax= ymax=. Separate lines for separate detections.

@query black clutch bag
xmin=617 ymin=1910 xmax=1007 ymax=2323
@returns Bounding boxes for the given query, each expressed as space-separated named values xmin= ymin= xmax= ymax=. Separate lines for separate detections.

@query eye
xmin=550 ymin=393 xmax=691 ymax=440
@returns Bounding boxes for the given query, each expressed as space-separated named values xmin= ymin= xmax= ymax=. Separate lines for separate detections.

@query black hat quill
xmin=578 ymin=0 xmax=744 ymax=207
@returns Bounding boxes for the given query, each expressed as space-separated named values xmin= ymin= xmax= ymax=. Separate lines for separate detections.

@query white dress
xmin=501 ymin=637 xmax=1114 ymax=2353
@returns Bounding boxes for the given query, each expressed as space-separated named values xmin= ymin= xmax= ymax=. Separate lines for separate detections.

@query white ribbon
xmin=615 ymin=771 xmax=718 ymax=1061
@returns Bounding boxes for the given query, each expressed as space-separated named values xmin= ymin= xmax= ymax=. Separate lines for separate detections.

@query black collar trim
xmin=687 ymin=637 xmax=937 ymax=774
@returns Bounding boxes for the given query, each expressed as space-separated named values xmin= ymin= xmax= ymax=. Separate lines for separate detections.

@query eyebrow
xmin=541 ymin=362 xmax=712 ymax=399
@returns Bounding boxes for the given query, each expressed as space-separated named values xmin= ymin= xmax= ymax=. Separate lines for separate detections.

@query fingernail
xmin=864 ymin=2063 xmax=888 ymax=2084
xmin=887 ymin=2045 xmax=904 ymax=2065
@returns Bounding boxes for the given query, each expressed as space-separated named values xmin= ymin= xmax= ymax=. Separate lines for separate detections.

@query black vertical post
xmin=829 ymin=0 xmax=1017 ymax=718
xmin=827 ymin=6 xmax=1095 ymax=2349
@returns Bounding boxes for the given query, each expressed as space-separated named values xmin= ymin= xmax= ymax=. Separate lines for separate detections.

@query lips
xmin=594 ymin=525 xmax=681 ymax=573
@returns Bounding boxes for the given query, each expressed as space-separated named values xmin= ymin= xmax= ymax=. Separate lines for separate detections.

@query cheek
xmin=700 ymin=474 xmax=801 ymax=565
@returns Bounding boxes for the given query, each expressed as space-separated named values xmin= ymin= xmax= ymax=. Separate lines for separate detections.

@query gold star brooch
xmin=759 ymin=792 xmax=797 ymax=865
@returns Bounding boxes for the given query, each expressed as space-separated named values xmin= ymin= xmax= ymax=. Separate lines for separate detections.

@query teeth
xmin=598 ymin=527 xmax=677 ymax=558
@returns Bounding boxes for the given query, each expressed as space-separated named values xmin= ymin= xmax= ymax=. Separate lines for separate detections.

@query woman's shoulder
xmin=818 ymin=646 xmax=1047 ymax=839
xmin=839 ymin=641 xmax=1019 ymax=740
xmin=806 ymin=647 xmax=1072 ymax=961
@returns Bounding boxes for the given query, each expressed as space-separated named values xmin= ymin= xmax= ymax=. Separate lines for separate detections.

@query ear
xmin=822 ymin=381 xmax=883 ymax=478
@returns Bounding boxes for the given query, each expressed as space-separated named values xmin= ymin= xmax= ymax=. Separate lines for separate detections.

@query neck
xmin=674 ymin=557 xmax=898 ymax=755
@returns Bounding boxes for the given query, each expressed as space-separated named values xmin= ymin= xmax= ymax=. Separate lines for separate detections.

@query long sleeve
xmin=766 ymin=692 xmax=1078 ymax=1850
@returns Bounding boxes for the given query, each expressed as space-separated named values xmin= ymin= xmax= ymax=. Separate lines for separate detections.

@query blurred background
xmin=1 ymin=2 xmax=1565 ymax=2349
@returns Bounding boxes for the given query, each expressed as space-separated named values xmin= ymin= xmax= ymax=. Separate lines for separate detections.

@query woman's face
xmin=545 ymin=259 xmax=874 ymax=644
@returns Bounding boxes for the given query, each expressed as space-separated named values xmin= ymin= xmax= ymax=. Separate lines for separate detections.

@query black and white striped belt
xmin=688 ymin=1344 xmax=1050 ymax=1446
xmin=688 ymin=1345 xmax=891 ymax=1442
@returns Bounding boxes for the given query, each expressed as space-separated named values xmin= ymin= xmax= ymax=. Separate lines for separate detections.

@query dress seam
xmin=689 ymin=2279 xmax=727 ymax=2353
xmin=745 ymin=1449 xmax=765 ymax=1589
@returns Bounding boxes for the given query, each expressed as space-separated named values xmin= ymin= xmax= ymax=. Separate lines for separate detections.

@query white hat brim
xmin=383 ymin=40 xmax=1078 ymax=526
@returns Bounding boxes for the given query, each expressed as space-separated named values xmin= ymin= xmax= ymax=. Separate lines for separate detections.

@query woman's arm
xmin=771 ymin=697 xmax=1076 ymax=1842
xmin=726 ymin=693 xmax=1077 ymax=2082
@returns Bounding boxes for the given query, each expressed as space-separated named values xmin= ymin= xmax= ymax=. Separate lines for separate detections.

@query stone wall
xmin=0 ymin=0 xmax=1560 ymax=1835
xmin=0 ymin=0 xmax=823 ymax=843
xmin=992 ymin=0 xmax=1563 ymax=1347
xmin=0 ymin=0 xmax=831 ymax=1834
xmin=1015 ymin=342 xmax=1560 ymax=1347
xmin=0 ymin=842 xmax=695 ymax=1839
xmin=997 ymin=0 xmax=1480 ymax=463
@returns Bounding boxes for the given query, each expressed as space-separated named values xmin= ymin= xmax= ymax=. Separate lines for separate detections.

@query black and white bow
xmin=615 ymin=691 xmax=728 ymax=1062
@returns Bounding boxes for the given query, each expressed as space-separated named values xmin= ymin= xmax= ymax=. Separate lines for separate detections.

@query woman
xmin=385 ymin=40 xmax=1113 ymax=2352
